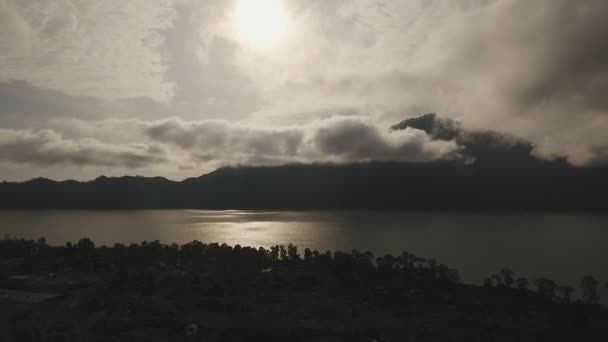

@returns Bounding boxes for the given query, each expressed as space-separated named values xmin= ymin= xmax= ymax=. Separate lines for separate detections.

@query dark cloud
xmin=143 ymin=117 xmax=304 ymax=165
xmin=143 ymin=116 xmax=459 ymax=165
xmin=392 ymin=113 xmax=552 ymax=166
xmin=313 ymin=116 xmax=459 ymax=162
xmin=434 ymin=0 xmax=608 ymax=114
xmin=0 ymin=128 xmax=167 ymax=168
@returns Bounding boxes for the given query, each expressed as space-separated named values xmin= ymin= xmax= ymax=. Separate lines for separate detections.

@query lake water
xmin=1 ymin=210 xmax=607 ymax=294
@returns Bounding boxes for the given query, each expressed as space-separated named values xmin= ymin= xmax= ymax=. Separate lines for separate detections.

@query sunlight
xmin=235 ymin=0 xmax=288 ymax=48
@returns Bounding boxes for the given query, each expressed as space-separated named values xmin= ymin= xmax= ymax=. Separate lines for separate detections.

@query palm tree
xmin=581 ymin=276 xmax=600 ymax=305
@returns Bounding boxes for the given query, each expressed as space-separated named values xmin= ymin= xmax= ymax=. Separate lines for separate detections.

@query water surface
xmin=1 ymin=210 xmax=607 ymax=292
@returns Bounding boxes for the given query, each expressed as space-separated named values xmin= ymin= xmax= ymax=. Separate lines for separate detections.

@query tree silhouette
xmin=535 ymin=278 xmax=557 ymax=299
xmin=270 ymin=245 xmax=279 ymax=262
xmin=491 ymin=274 xmax=503 ymax=287
xmin=377 ymin=254 xmax=395 ymax=274
xmin=287 ymin=243 xmax=299 ymax=261
xmin=581 ymin=276 xmax=600 ymax=305
xmin=76 ymin=238 xmax=95 ymax=249
xmin=515 ymin=277 xmax=529 ymax=291
xmin=557 ymin=285 xmax=574 ymax=303
xmin=304 ymin=248 xmax=312 ymax=263
xmin=500 ymin=268 xmax=515 ymax=288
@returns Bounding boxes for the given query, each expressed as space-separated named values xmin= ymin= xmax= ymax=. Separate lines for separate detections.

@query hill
xmin=1 ymin=161 xmax=607 ymax=210
xmin=2 ymin=114 xmax=607 ymax=211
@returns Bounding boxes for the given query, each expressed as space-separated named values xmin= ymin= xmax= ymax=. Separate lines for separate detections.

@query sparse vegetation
xmin=1 ymin=235 xmax=607 ymax=341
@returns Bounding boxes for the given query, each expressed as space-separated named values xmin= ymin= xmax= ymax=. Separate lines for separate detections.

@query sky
xmin=1 ymin=0 xmax=608 ymax=181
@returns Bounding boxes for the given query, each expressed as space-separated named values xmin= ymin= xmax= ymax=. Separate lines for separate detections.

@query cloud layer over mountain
xmin=1 ymin=0 xmax=608 ymax=179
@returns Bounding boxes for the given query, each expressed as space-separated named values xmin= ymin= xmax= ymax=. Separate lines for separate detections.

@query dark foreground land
xmin=1 ymin=237 xmax=607 ymax=341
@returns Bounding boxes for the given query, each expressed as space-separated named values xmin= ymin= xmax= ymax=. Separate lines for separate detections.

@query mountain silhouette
xmin=1 ymin=115 xmax=606 ymax=211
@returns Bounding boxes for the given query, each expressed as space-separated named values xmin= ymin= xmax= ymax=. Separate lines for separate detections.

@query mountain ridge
xmin=1 ymin=114 xmax=606 ymax=211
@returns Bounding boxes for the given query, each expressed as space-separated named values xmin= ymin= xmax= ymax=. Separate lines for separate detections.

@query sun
xmin=235 ymin=0 xmax=288 ymax=48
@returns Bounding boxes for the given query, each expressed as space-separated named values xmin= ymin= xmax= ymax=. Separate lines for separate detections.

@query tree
xmin=500 ymin=268 xmax=515 ymax=288
xmin=535 ymin=278 xmax=557 ymax=299
xmin=287 ymin=243 xmax=299 ymax=261
xmin=398 ymin=251 xmax=411 ymax=270
xmin=443 ymin=267 xmax=460 ymax=283
xmin=581 ymin=276 xmax=600 ymax=305
xmin=491 ymin=274 xmax=503 ymax=287
xmin=304 ymin=248 xmax=313 ymax=263
xmin=427 ymin=258 xmax=438 ymax=278
xmin=377 ymin=254 xmax=395 ymax=274
xmin=270 ymin=245 xmax=279 ymax=262
xmin=557 ymin=286 xmax=574 ymax=303
xmin=516 ymin=277 xmax=529 ymax=291
xmin=37 ymin=237 xmax=47 ymax=246
xmin=76 ymin=238 xmax=95 ymax=249
xmin=279 ymin=245 xmax=287 ymax=261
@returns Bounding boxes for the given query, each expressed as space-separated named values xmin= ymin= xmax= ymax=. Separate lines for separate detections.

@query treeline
xmin=483 ymin=267 xmax=604 ymax=305
xmin=1 ymin=235 xmax=606 ymax=306
xmin=0 ymin=236 xmax=461 ymax=286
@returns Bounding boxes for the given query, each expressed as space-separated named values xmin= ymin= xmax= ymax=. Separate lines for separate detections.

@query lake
xmin=1 ymin=210 xmax=607 ymax=293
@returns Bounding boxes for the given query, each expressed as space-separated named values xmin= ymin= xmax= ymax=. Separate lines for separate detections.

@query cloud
xmin=144 ymin=117 xmax=303 ymax=164
xmin=3 ymin=0 xmax=608 ymax=180
xmin=312 ymin=116 xmax=459 ymax=162
xmin=0 ymin=80 xmax=171 ymax=129
xmin=0 ymin=0 xmax=174 ymax=101
xmin=420 ymin=0 xmax=608 ymax=165
xmin=161 ymin=2 xmax=264 ymax=119
xmin=0 ymin=128 xmax=167 ymax=168
xmin=230 ymin=0 xmax=608 ymax=165
xmin=142 ymin=116 xmax=460 ymax=166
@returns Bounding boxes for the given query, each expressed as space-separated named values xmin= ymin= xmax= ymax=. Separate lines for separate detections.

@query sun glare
xmin=235 ymin=0 xmax=288 ymax=48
